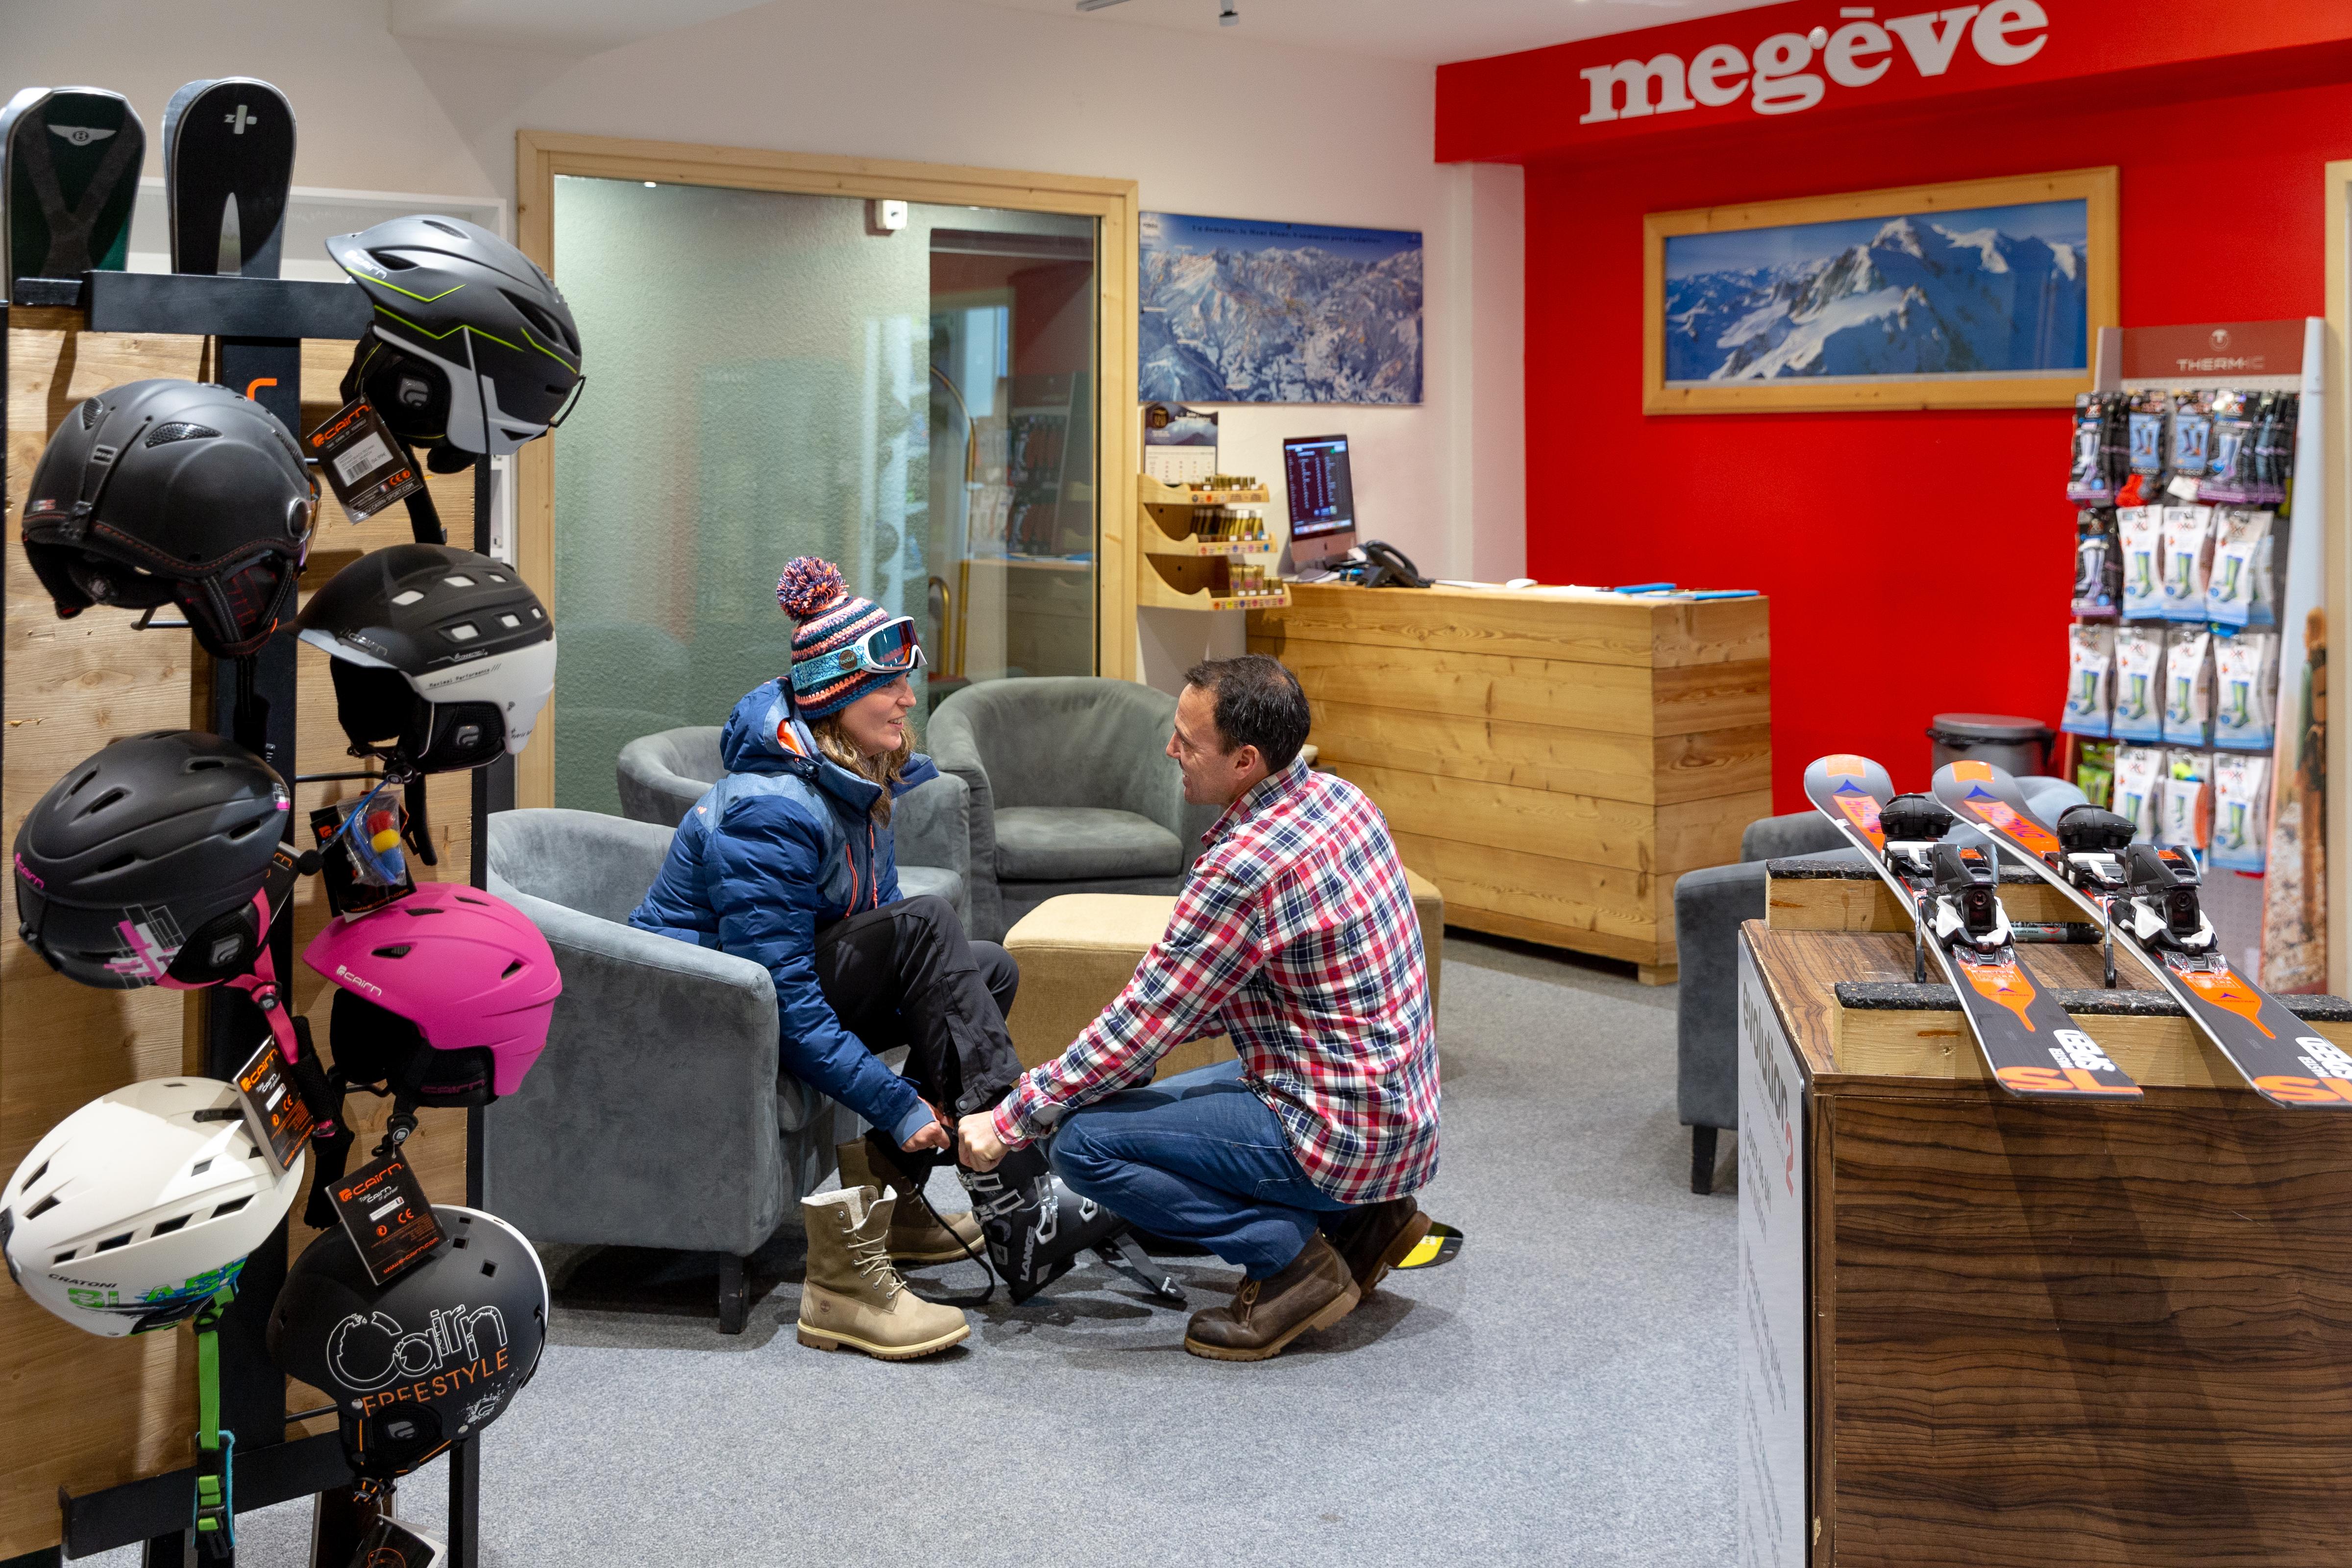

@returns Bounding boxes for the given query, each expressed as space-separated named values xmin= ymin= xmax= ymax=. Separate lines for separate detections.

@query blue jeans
xmin=1048 ymin=1060 xmax=1356 ymax=1279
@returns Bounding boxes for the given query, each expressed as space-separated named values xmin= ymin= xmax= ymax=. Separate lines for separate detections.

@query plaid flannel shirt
xmin=992 ymin=755 xmax=1440 ymax=1205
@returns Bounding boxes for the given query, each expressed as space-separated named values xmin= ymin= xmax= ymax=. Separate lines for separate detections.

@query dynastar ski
xmin=1805 ymin=754 xmax=2141 ymax=1101
xmin=1935 ymin=759 xmax=2352 ymax=1109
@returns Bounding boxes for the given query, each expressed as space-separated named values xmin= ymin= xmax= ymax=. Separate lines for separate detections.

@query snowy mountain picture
xmin=1139 ymin=213 xmax=1421 ymax=404
xmin=1662 ymin=199 xmax=2089 ymax=384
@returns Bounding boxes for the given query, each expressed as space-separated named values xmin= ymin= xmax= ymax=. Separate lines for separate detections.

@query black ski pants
xmin=813 ymin=893 xmax=1023 ymax=1124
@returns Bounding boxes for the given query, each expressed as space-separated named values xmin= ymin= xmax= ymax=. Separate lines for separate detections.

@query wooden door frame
xmin=513 ymin=129 xmax=1140 ymax=809
xmin=2323 ymin=159 xmax=2350 ymax=993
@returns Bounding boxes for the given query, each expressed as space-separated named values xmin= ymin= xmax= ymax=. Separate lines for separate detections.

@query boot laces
xmin=846 ymin=1228 xmax=905 ymax=1303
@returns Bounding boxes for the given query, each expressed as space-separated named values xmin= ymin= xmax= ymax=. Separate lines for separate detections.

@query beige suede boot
xmin=837 ymin=1136 xmax=986 ymax=1265
xmin=797 ymin=1186 xmax=971 ymax=1360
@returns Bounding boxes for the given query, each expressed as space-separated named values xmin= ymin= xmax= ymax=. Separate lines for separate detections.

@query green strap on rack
xmin=192 ymin=1284 xmax=238 ymax=1555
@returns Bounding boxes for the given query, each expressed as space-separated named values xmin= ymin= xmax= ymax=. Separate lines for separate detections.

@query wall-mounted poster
xmin=1645 ymin=167 xmax=2117 ymax=414
xmin=1139 ymin=212 xmax=1421 ymax=405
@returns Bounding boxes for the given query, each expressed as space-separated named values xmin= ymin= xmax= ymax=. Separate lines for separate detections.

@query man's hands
xmin=957 ymin=1111 xmax=1007 ymax=1172
xmin=901 ymin=1107 xmax=951 ymax=1155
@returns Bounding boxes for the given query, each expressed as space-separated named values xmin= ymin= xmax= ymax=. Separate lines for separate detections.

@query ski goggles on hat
xmin=791 ymin=615 xmax=927 ymax=694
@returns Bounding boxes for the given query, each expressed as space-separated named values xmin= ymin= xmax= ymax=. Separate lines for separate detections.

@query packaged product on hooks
xmin=2062 ymin=622 xmax=2115 ymax=736
xmin=2162 ymin=623 xmax=2214 ymax=746
xmin=2072 ymin=509 xmax=2121 ymax=617
xmin=2118 ymin=507 xmax=2165 ymax=619
xmin=2126 ymin=389 xmax=2170 ymax=474
xmin=2159 ymin=505 xmax=2215 ymax=619
xmin=2110 ymin=624 xmax=2167 ymax=744
xmin=2066 ymin=392 xmax=2131 ymax=503
xmin=2073 ymin=739 xmax=2115 ymax=810
xmin=2204 ymin=391 xmax=2298 ymax=506
xmin=2169 ymin=391 xmax=2214 ymax=490
xmin=2208 ymin=751 xmax=2271 ymax=872
xmin=2112 ymin=744 xmax=2165 ymax=840
xmin=2205 ymin=507 xmax=2275 ymax=627
xmin=2211 ymin=628 xmax=2280 ymax=752
xmin=2156 ymin=748 xmax=2210 ymax=850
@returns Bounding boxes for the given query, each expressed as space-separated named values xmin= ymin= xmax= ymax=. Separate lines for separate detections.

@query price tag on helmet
xmin=330 ymin=1151 xmax=444 ymax=1286
xmin=234 ymin=1033 xmax=314 ymax=1178
xmin=306 ymin=398 xmax=424 ymax=524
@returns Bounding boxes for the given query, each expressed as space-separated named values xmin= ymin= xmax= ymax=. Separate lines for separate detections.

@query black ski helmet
xmin=269 ymin=1205 xmax=548 ymax=1479
xmin=13 ymin=731 xmax=294 ymax=990
xmin=326 ymin=215 xmax=583 ymax=470
xmin=295 ymin=544 xmax=556 ymax=775
xmin=21 ymin=378 xmax=317 ymax=658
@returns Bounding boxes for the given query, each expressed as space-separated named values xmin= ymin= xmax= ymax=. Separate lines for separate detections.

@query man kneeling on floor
xmin=959 ymin=654 xmax=1441 ymax=1361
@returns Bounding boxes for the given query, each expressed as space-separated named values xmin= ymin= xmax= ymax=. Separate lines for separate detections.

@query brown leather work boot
xmin=1183 ymin=1233 xmax=1360 ymax=1362
xmin=838 ymin=1135 xmax=986 ymax=1265
xmin=1323 ymin=1196 xmax=1433 ymax=1296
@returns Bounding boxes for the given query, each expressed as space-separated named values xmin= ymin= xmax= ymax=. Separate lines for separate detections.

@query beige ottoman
xmin=1000 ymin=870 xmax=1444 ymax=1078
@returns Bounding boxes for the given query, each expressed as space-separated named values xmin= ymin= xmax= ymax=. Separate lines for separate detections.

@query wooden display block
xmin=1251 ymin=582 xmax=1767 ymax=976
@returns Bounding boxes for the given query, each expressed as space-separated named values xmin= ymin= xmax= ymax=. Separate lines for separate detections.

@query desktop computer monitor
xmin=1282 ymin=434 xmax=1355 ymax=572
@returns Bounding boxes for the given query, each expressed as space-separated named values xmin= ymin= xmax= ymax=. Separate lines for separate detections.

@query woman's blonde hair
xmin=809 ymin=715 xmax=911 ymax=825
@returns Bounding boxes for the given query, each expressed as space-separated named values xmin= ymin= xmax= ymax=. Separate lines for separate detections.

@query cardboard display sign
xmin=309 ymin=399 xmax=423 ymax=523
xmin=331 ymin=1152 xmax=444 ymax=1287
xmin=233 ymin=1033 xmax=314 ymax=1177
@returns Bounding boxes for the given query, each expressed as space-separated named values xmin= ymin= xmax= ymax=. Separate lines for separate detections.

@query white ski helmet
xmin=2 ymin=1078 xmax=304 ymax=1337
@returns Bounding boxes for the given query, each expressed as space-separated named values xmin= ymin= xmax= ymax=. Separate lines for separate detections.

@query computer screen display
xmin=1283 ymin=436 xmax=1355 ymax=541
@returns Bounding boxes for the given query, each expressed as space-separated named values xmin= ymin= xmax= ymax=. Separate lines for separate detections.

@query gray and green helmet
xmin=327 ymin=214 xmax=583 ymax=468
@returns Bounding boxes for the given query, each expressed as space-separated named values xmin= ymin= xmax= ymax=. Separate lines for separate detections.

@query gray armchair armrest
xmin=1742 ymin=811 xmax=1850 ymax=862
xmin=1673 ymin=860 xmax=1765 ymax=1134
xmin=927 ymin=702 xmax=1000 ymax=937
xmin=896 ymin=772 xmax=970 ymax=887
xmin=484 ymin=881 xmax=789 ymax=1258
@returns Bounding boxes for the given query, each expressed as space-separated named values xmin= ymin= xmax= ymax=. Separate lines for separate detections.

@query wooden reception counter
xmin=1246 ymin=582 xmax=1769 ymax=982
xmin=1738 ymin=857 xmax=2352 ymax=1568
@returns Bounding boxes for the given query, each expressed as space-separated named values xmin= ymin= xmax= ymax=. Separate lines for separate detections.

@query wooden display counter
xmin=1739 ymin=859 xmax=2352 ymax=1568
xmin=1247 ymin=581 xmax=1768 ymax=982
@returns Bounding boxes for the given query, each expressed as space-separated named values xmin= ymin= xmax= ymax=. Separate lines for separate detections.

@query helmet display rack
xmin=2 ymin=268 xmax=504 ymax=1568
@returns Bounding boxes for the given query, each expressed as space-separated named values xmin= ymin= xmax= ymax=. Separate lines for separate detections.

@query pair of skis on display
xmin=1804 ymin=754 xmax=2352 ymax=1109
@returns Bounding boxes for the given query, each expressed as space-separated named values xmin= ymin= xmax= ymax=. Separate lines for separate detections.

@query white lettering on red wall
xmin=1578 ymin=2 xmax=2049 ymax=125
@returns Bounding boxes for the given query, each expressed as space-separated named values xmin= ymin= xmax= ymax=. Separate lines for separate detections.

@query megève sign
xmin=1579 ymin=2 xmax=2048 ymax=123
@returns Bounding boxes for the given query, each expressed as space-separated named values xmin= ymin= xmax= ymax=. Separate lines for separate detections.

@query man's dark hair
xmin=1183 ymin=654 xmax=1310 ymax=772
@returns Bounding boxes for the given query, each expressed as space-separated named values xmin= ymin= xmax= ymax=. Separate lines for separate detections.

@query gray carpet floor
xmin=98 ymin=933 xmax=1738 ymax=1567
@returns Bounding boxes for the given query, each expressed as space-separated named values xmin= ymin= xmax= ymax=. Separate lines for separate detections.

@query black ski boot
xmin=957 ymin=1143 xmax=1183 ymax=1306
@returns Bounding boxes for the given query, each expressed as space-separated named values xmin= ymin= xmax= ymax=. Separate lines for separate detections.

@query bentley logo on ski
xmin=47 ymin=125 xmax=117 ymax=147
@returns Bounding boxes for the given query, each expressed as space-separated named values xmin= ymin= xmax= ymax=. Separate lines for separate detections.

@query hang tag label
xmin=331 ymin=1151 xmax=444 ymax=1286
xmin=234 ymin=1033 xmax=314 ymax=1177
xmin=306 ymin=398 xmax=422 ymax=523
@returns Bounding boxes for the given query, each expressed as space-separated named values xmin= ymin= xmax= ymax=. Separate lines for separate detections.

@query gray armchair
xmin=1675 ymin=775 xmax=2087 ymax=1195
xmin=927 ymin=678 xmax=1220 ymax=940
xmin=615 ymin=724 xmax=972 ymax=928
xmin=483 ymin=808 xmax=865 ymax=1332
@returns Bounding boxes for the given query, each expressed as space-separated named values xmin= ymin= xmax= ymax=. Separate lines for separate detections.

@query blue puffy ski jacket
xmin=628 ymin=678 xmax=938 ymax=1146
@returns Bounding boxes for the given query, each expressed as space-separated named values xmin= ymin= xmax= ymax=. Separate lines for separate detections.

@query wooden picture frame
xmin=513 ymin=131 xmax=1142 ymax=810
xmin=1643 ymin=167 xmax=2118 ymax=415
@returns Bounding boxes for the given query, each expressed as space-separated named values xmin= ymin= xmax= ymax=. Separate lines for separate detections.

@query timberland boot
xmin=1323 ymin=1196 xmax=1433 ymax=1296
xmin=796 ymin=1186 xmax=971 ymax=1360
xmin=839 ymin=1134 xmax=986 ymax=1265
xmin=1182 ymin=1232 xmax=1360 ymax=1362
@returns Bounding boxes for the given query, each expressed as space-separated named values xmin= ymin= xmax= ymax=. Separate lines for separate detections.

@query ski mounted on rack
xmin=1933 ymin=759 xmax=2352 ymax=1109
xmin=1803 ymin=754 xmax=2141 ymax=1101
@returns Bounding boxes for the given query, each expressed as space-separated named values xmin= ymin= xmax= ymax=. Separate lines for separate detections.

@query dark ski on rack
xmin=1804 ymin=754 xmax=2140 ymax=1101
xmin=0 ymin=85 xmax=145 ymax=291
xmin=162 ymin=78 xmax=295 ymax=277
xmin=1934 ymin=758 xmax=2352 ymax=1109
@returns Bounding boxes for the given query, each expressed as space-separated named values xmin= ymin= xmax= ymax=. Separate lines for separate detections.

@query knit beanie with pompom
xmin=777 ymin=556 xmax=903 ymax=718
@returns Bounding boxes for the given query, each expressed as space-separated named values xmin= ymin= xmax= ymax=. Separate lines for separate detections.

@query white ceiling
xmin=387 ymin=0 xmax=1798 ymax=67
xmin=970 ymin=0 xmax=1794 ymax=66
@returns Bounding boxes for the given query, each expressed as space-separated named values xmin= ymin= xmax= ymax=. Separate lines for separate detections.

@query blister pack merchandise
xmin=2159 ymin=505 xmax=2215 ymax=620
xmin=2211 ymin=628 xmax=2280 ymax=752
xmin=2112 ymin=745 xmax=2164 ymax=841
xmin=2162 ymin=623 xmax=2214 ymax=747
xmin=2208 ymin=751 xmax=2271 ymax=873
xmin=2062 ymin=622 xmax=2114 ymax=737
xmin=2205 ymin=507 xmax=2275 ymax=627
xmin=2066 ymin=392 xmax=2130 ymax=503
xmin=2156 ymin=748 xmax=2210 ymax=850
xmin=2072 ymin=509 xmax=2121 ymax=617
xmin=2110 ymin=624 xmax=2166 ymax=743
xmin=2117 ymin=506 xmax=2165 ymax=619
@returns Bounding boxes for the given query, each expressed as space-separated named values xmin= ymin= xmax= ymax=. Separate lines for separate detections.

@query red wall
xmin=1522 ymin=78 xmax=2352 ymax=810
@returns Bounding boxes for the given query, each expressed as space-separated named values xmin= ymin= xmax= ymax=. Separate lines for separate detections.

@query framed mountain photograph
xmin=1644 ymin=168 xmax=2118 ymax=414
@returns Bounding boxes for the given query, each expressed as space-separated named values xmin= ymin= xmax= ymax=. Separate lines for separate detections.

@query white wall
xmin=7 ymin=0 xmax=1525 ymax=679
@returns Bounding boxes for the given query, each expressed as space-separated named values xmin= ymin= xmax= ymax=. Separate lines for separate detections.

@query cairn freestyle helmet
xmin=14 ymin=731 xmax=294 ymax=989
xmin=297 ymin=544 xmax=555 ymax=775
xmin=302 ymin=882 xmax=560 ymax=1105
xmin=327 ymin=215 xmax=582 ymax=468
xmin=2 ymin=1078 xmax=304 ymax=1337
xmin=21 ymin=378 xmax=318 ymax=657
xmin=269 ymin=1205 xmax=548 ymax=1477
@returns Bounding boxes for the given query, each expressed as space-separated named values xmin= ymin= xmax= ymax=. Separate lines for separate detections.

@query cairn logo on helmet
xmin=328 ymin=1301 xmax=511 ymax=1405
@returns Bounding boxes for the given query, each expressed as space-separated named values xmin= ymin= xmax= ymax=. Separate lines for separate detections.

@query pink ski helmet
xmin=302 ymin=883 xmax=559 ymax=1106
